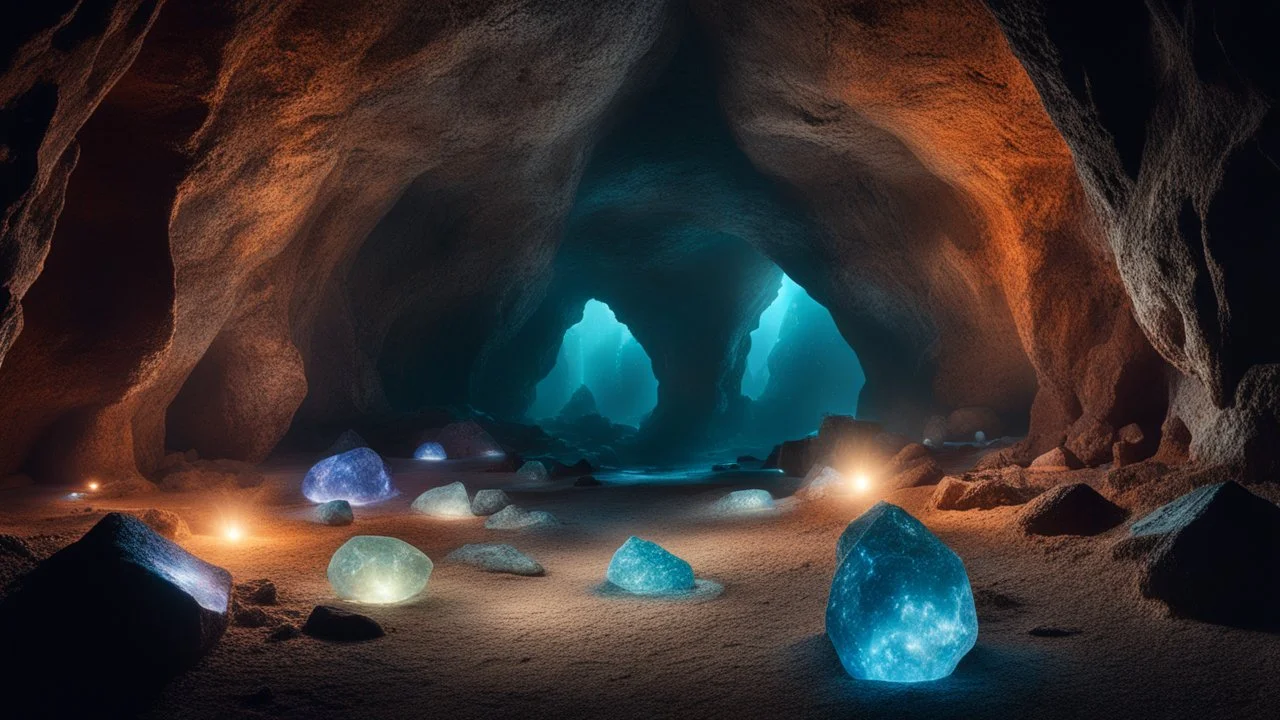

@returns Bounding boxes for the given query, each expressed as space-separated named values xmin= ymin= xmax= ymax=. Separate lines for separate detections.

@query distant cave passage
xmin=530 ymin=300 xmax=658 ymax=427
xmin=743 ymin=274 xmax=865 ymax=441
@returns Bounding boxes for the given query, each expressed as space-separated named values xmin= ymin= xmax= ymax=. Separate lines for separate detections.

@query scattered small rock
xmin=515 ymin=461 xmax=549 ymax=483
xmin=236 ymin=578 xmax=278 ymax=605
xmin=470 ymin=488 xmax=512 ymax=516
xmin=933 ymin=471 xmax=1041 ymax=511
xmin=316 ymin=499 xmax=354 ymax=526
xmin=233 ymin=604 xmax=272 ymax=628
xmin=135 ymin=509 xmax=192 ymax=541
xmin=1016 ymin=483 xmax=1128 ymax=536
xmin=301 ymin=605 xmax=384 ymax=641
xmin=573 ymin=475 xmax=602 ymax=487
xmin=711 ymin=463 xmax=740 ymax=472
xmin=1029 ymin=446 xmax=1084 ymax=471
xmin=267 ymin=623 xmax=301 ymax=642
xmin=485 ymin=505 xmax=559 ymax=530
xmin=446 ymin=543 xmax=545 ymax=576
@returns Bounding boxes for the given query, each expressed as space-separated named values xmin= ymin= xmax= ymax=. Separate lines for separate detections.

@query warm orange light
xmin=86 ymin=480 xmax=100 ymax=492
xmin=223 ymin=524 xmax=244 ymax=542
xmin=852 ymin=473 xmax=871 ymax=494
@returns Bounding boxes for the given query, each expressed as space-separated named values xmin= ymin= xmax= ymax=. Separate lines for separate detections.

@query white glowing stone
xmin=327 ymin=536 xmax=433 ymax=604
xmin=828 ymin=502 xmax=978 ymax=682
xmin=713 ymin=489 xmax=776 ymax=514
xmin=411 ymin=482 xmax=473 ymax=518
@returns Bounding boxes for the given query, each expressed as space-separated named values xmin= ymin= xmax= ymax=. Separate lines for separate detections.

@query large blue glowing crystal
xmin=827 ymin=502 xmax=978 ymax=683
xmin=302 ymin=448 xmax=397 ymax=506
xmin=605 ymin=536 xmax=695 ymax=595
xmin=414 ymin=441 xmax=447 ymax=461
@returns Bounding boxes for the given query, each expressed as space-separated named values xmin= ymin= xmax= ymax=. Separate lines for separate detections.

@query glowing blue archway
xmin=531 ymin=300 xmax=658 ymax=426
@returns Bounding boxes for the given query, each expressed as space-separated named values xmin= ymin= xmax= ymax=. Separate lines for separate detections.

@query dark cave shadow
xmin=786 ymin=632 xmax=1049 ymax=720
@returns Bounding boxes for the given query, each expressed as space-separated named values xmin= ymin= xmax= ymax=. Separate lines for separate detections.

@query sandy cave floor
xmin=3 ymin=457 xmax=1280 ymax=720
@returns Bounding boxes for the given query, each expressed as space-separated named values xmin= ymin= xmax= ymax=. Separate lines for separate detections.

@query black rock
xmin=0 ymin=513 xmax=231 ymax=715
xmin=324 ymin=429 xmax=369 ymax=456
xmin=302 ymin=605 xmax=385 ymax=641
xmin=1131 ymin=482 xmax=1280 ymax=628
xmin=736 ymin=455 xmax=761 ymax=464
xmin=711 ymin=462 xmax=741 ymax=472
xmin=1016 ymin=483 xmax=1128 ymax=536
xmin=574 ymin=475 xmax=602 ymax=487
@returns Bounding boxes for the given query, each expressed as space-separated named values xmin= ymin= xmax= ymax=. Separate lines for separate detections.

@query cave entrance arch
xmin=530 ymin=299 xmax=658 ymax=427
xmin=743 ymin=273 xmax=865 ymax=442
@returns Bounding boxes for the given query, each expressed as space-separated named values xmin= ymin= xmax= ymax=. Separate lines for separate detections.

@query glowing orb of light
xmin=828 ymin=502 xmax=978 ymax=683
xmin=852 ymin=473 xmax=871 ymax=494
xmin=302 ymin=448 xmax=397 ymax=506
xmin=410 ymin=482 xmax=473 ymax=518
xmin=413 ymin=442 xmax=447 ymax=461
xmin=712 ymin=489 xmax=776 ymax=515
xmin=605 ymin=536 xmax=695 ymax=595
xmin=86 ymin=480 xmax=100 ymax=492
xmin=223 ymin=524 xmax=244 ymax=542
xmin=327 ymin=536 xmax=433 ymax=604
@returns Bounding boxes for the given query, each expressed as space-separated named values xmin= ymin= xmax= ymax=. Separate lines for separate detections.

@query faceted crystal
xmin=827 ymin=502 xmax=978 ymax=682
xmin=302 ymin=448 xmax=396 ymax=506
xmin=327 ymin=536 xmax=433 ymax=604
xmin=606 ymin=536 xmax=695 ymax=595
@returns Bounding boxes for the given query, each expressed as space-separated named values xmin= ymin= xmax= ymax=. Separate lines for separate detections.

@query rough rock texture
xmin=446 ymin=543 xmax=545 ymax=577
xmin=1030 ymin=446 xmax=1085 ymax=471
xmin=316 ymin=499 xmax=354 ymax=526
xmin=933 ymin=471 xmax=1043 ymax=511
xmin=985 ymin=0 xmax=1280 ymax=480
xmin=0 ymin=0 xmax=1273 ymax=484
xmin=136 ymin=507 xmax=191 ymax=541
xmin=470 ymin=488 xmax=512 ymax=516
xmin=0 ymin=513 xmax=230 ymax=714
xmin=1016 ymin=483 xmax=1128 ymax=536
xmin=1129 ymin=482 xmax=1280 ymax=628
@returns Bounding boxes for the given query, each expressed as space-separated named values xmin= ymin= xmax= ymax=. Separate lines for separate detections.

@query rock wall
xmin=0 ymin=0 xmax=1270 ymax=482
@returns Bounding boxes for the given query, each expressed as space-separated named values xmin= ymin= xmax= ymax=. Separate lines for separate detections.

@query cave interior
xmin=1 ymin=0 xmax=1278 ymax=718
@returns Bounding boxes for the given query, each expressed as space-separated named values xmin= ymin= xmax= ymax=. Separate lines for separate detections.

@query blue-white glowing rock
xmin=316 ymin=499 xmax=354 ymax=526
xmin=413 ymin=441 xmax=447 ymax=461
xmin=606 ymin=536 xmax=695 ymax=595
xmin=446 ymin=543 xmax=545 ymax=576
xmin=828 ymin=502 xmax=978 ymax=682
xmin=471 ymin=488 xmax=511 ymax=516
xmin=327 ymin=536 xmax=433 ymax=604
xmin=516 ymin=460 xmax=549 ymax=482
xmin=302 ymin=448 xmax=397 ymax=506
xmin=484 ymin=504 xmax=559 ymax=530
xmin=411 ymin=482 xmax=473 ymax=518
xmin=800 ymin=465 xmax=846 ymax=500
xmin=713 ymin=489 xmax=776 ymax=514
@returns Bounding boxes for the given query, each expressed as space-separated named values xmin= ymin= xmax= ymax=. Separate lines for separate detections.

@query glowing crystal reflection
xmin=411 ymin=482 xmax=473 ymax=518
xmin=327 ymin=536 xmax=433 ymax=604
xmin=302 ymin=448 xmax=397 ymax=506
xmin=827 ymin=502 xmax=977 ymax=683
xmin=414 ymin=442 xmax=447 ymax=461
xmin=606 ymin=536 xmax=695 ymax=595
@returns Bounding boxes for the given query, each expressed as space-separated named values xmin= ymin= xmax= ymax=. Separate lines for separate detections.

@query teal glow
xmin=743 ymin=275 xmax=803 ymax=399
xmin=531 ymin=300 xmax=657 ymax=425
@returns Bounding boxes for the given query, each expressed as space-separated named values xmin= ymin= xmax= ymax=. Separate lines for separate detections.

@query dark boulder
xmin=324 ymin=429 xmax=369 ymax=456
xmin=236 ymin=578 xmax=278 ymax=605
xmin=559 ymin=384 xmax=598 ymax=419
xmin=712 ymin=462 xmax=740 ymax=472
xmin=302 ymin=605 xmax=385 ymax=641
xmin=0 ymin=513 xmax=231 ymax=714
xmin=574 ymin=475 xmax=602 ymax=487
xmin=1131 ymin=482 xmax=1280 ymax=628
xmin=1016 ymin=483 xmax=1127 ymax=536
